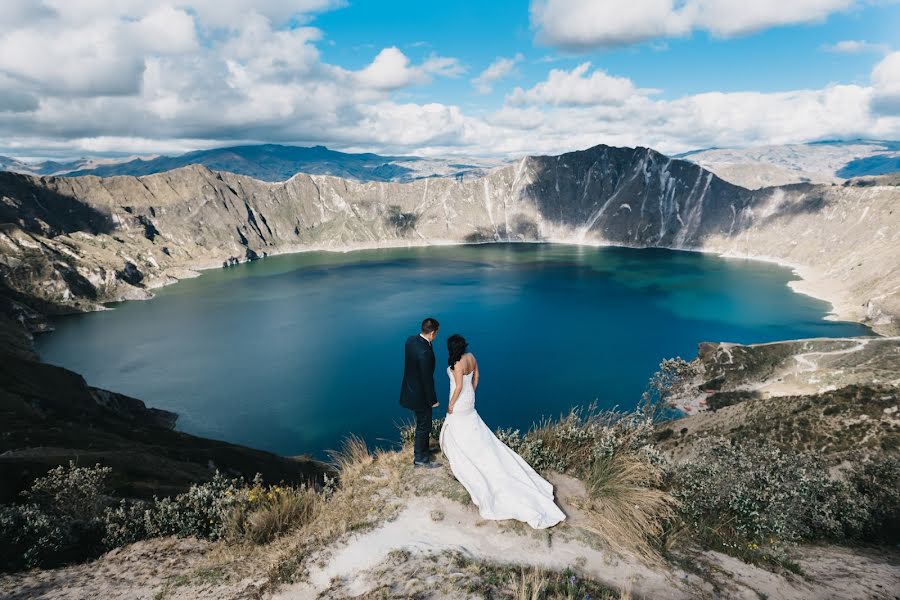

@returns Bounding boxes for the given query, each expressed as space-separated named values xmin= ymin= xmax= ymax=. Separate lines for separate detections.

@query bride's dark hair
xmin=447 ymin=334 xmax=468 ymax=369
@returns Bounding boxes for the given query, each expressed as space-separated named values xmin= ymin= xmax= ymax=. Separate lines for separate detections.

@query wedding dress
xmin=438 ymin=366 xmax=566 ymax=529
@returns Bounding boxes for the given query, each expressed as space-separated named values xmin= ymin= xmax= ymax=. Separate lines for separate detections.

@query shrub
xmin=498 ymin=406 xmax=676 ymax=559
xmin=640 ymin=357 xmax=699 ymax=414
xmin=148 ymin=472 xmax=245 ymax=540
xmin=672 ymin=438 xmax=871 ymax=562
xmin=23 ymin=462 xmax=111 ymax=522
xmin=102 ymin=499 xmax=155 ymax=549
xmin=0 ymin=462 xmax=110 ymax=570
xmin=848 ymin=454 xmax=900 ymax=540
xmin=497 ymin=405 xmax=660 ymax=477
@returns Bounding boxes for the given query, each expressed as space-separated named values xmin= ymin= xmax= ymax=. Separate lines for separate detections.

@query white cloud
xmin=355 ymin=47 xmax=463 ymax=91
xmin=0 ymin=8 xmax=198 ymax=97
xmin=472 ymin=54 xmax=524 ymax=94
xmin=530 ymin=0 xmax=861 ymax=49
xmin=508 ymin=63 xmax=656 ymax=106
xmin=0 ymin=0 xmax=898 ymax=160
xmin=823 ymin=39 xmax=890 ymax=54
xmin=871 ymin=51 xmax=900 ymax=114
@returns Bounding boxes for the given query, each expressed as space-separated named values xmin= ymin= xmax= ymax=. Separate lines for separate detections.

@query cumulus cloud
xmin=507 ymin=63 xmax=656 ymax=106
xmin=0 ymin=0 xmax=898 ymax=160
xmin=0 ymin=6 xmax=198 ymax=97
xmin=472 ymin=54 xmax=524 ymax=94
xmin=356 ymin=47 xmax=463 ymax=91
xmin=0 ymin=2 xmax=467 ymax=155
xmin=871 ymin=51 xmax=900 ymax=114
xmin=530 ymin=0 xmax=861 ymax=49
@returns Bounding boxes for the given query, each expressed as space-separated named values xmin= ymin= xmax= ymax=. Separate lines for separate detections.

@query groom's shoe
xmin=413 ymin=460 xmax=440 ymax=469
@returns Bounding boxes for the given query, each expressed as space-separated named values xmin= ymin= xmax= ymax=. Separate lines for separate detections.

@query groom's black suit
xmin=400 ymin=334 xmax=438 ymax=464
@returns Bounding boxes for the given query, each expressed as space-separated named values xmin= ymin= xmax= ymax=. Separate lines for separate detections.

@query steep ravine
xmin=2 ymin=144 xmax=898 ymax=338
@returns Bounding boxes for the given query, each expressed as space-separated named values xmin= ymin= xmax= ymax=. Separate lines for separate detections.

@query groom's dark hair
xmin=421 ymin=317 xmax=440 ymax=334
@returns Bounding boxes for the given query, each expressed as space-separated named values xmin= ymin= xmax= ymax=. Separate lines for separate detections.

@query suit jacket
xmin=399 ymin=334 xmax=438 ymax=411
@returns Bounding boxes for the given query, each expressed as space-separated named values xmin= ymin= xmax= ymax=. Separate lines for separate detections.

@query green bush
xmin=0 ymin=462 xmax=109 ymax=570
xmin=495 ymin=405 xmax=660 ymax=478
xmin=102 ymin=472 xmax=246 ymax=547
xmin=672 ymin=438 xmax=872 ymax=561
xmin=848 ymin=454 xmax=900 ymax=540
xmin=0 ymin=465 xmax=279 ymax=571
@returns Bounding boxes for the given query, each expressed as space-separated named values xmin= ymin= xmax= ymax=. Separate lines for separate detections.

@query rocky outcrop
xmin=1 ymin=144 xmax=898 ymax=335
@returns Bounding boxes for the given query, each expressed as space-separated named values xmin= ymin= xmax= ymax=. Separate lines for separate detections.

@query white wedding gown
xmin=439 ymin=366 xmax=566 ymax=529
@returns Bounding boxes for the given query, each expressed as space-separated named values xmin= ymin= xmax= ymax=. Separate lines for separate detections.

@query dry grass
xmin=327 ymin=434 xmax=373 ymax=481
xmin=265 ymin=441 xmax=412 ymax=585
xmin=226 ymin=486 xmax=321 ymax=545
xmin=575 ymin=451 xmax=676 ymax=561
xmin=516 ymin=566 xmax=549 ymax=600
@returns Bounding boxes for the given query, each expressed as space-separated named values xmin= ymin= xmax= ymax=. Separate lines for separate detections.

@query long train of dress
xmin=438 ymin=367 xmax=566 ymax=529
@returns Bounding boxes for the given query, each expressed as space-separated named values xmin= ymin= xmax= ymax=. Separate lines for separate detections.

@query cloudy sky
xmin=1 ymin=0 xmax=899 ymax=160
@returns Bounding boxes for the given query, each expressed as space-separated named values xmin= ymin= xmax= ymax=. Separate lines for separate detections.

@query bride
xmin=439 ymin=334 xmax=566 ymax=530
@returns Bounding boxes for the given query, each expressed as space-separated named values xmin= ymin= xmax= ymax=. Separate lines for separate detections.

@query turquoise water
xmin=35 ymin=244 xmax=871 ymax=458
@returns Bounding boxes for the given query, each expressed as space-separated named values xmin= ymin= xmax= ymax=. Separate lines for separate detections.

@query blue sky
xmin=0 ymin=0 xmax=898 ymax=159
xmin=313 ymin=0 xmax=898 ymax=102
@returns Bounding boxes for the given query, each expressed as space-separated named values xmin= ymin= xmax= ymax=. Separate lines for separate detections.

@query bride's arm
xmin=447 ymin=363 xmax=464 ymax=414
xmin=472 ymin=355 xmax=479 ymax=392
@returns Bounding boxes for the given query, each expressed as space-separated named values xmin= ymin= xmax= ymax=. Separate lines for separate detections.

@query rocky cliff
xmin=1 ymin=144 xmax=898 ymax=336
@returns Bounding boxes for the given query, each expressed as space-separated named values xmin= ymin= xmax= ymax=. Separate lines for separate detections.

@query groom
xmin=399 ymin=317 xmax=440 ymax=468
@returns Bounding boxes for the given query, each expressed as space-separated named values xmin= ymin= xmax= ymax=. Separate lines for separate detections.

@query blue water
xmin=35 ymin=244 xmax=871 ymax=457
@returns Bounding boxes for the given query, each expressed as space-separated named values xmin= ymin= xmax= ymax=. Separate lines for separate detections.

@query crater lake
xmin=35 ymin=243 xmax=871 ymax=457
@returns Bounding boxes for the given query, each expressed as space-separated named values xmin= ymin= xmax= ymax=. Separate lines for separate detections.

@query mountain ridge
xmin=1 ymin=143 xmax=897 ymax=338
xmin=0 ymin=143 xmax=500 ymax=183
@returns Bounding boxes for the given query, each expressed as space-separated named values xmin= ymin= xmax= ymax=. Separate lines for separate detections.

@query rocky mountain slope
xmin=2 ymin=144 xmax=898 ymax=338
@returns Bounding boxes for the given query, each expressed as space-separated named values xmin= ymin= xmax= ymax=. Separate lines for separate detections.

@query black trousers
xmin=413 ymin=408 xmax=432 ymax=463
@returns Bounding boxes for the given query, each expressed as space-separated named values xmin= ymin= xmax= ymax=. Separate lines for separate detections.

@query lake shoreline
xmin=77 ymin=237 xmax=883 ymax=339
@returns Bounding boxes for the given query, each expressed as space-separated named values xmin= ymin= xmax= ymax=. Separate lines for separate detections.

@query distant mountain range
xmin=677 ymin=139 xmax=900 ymax=189
xmin=2 ymin=140 xmax=899 ymax=188
xmin=0 ymin=144 xmax=500 ymax=183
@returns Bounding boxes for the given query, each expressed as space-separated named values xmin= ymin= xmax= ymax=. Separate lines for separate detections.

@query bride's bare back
xmin=448 ymin=353 xmax=478 ymax=414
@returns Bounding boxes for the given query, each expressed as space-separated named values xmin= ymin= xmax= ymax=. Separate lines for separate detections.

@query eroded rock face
xmin=1 ymin=144 xmax=898 ymax=335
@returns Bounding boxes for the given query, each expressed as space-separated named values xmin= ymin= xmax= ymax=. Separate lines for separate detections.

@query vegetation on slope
xmin=2 ymin=358 xmax=897 ymax=600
